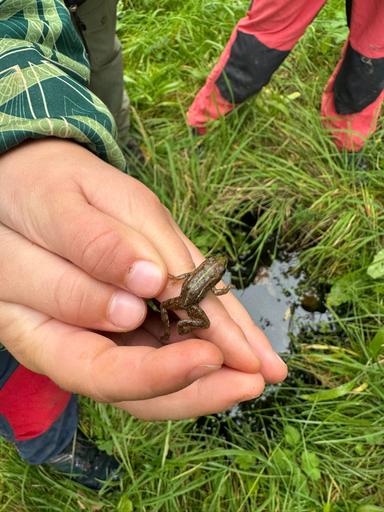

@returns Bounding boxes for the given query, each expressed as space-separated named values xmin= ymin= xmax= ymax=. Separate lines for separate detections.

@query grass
xmin=1 ymin=0 xmax=384 ymax=510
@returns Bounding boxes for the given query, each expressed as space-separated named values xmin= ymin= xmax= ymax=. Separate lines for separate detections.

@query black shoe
xmin=189 ymin=127 xmax=205 ymax=158
xmin=121 ymin=137 xmax=146 ymax=172
xmin=345 ymin=150 xmax=371 ymax=185
xmin=346 ymin=150 xmax=370 ymax=172
xmin=45 ymin=431 xmax=120 ymax=490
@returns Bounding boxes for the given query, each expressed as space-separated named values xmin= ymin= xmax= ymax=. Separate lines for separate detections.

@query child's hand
xmin=0 ymin=138 xmax=286 ymax=418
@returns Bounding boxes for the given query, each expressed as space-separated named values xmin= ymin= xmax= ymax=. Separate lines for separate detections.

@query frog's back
xmin=182 ymin=257 xmax=226 ymax=304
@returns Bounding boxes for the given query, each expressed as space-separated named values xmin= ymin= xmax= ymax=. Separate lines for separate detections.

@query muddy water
xmin=192 ymin=247 xmax=335 ymax=435
xmin=224 ymin=250 xmax=332 ymax=355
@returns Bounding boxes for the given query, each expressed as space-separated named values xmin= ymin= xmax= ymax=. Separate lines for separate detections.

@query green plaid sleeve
xmin=0 ymin=0 xmax=126 ymax=171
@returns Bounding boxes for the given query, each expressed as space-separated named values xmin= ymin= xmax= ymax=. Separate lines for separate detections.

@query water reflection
xmin=224 ymin=253 xmax=332 ymax=354
xmin=194 ymin=249 xmax=336 ymax=436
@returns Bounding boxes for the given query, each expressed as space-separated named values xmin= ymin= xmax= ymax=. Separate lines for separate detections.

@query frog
xmin=160 ymin=256 xmax=234 ymax=342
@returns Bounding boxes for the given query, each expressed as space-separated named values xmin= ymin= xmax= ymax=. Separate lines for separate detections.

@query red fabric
xmin=320 ymin=1 xmax=384 ymax=151
xmin=188 ymin=30 xmax=238 ymax=134
xmin=349 ymin=0 xmax=384 ymax=58
xmin=188 ymin=0 xmax=384 ymax=150
xmin=0 ymin=365 xmax=71 ymax=441
xmin=321 ymin=39 xmax=384 ymax=151
xmin=188 ymin=0 xmax=326 ymax=132
xmin=238 ymin=0 xmax=326 ymax=51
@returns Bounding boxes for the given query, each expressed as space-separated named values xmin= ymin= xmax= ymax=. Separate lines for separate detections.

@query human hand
xmin=115 ymin=238 xmax=287 ymax=420
xmin=0 ymin=138 xmax=286 ymax=418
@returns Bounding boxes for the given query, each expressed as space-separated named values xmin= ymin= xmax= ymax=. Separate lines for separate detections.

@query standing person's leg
xmin=72 ymin=0 xmax=131 ymax=146
xmin=188 ymin=0 xmax=327 ymax=134
xmin=321 ymin=0 xmax=384 ymax=151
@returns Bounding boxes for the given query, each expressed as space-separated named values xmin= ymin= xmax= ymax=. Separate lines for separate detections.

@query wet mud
xmin=193 ymin=236 xmax=338 ymax=437
xmin=224 ymin=244 xmax=333 ymax=354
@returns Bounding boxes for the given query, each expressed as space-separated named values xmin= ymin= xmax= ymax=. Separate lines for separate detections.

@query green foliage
xmin=117 ymin=495 xmax=133 ymax=511
xmin=4 ymin=0 xmax=384 ymax=510
xmin=300 ymin=378 xmax=359 ymax=401
xmin=301 ymin=451 xmax=321 ymax=481
xmin=284 ymin=425 xmax=301 ymax=446
xmin=367 ymin=249 xmax=384 ymax=279
xmin=327 ymin=270 xmax=371 ymax=308
xmin=369 ymin=328 xmax=384 ymax=358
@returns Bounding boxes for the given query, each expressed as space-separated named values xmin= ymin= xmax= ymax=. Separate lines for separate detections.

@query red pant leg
xmin=188 ymin=0 xmax=327 ymax=133
xmin=0 ymin=352 xmax=78 ymax=464
xmin=321 ymin=0 xmax=384 ymax=150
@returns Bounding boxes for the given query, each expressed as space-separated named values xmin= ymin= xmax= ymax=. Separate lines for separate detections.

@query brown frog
xmin=160 ymin=257 xmax=234 ymax=342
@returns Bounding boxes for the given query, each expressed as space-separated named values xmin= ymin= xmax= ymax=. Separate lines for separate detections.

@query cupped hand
xmin=0 ymin=301 xmax=266 ymax=419
xmin=0 ymin=138 xmax=286 ymax=418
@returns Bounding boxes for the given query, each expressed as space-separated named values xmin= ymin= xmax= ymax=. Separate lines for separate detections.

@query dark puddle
xmin=223 ymin=242 xmax=332 ymax=354
xmin=192 ymin=235 xmax=338 ymax=438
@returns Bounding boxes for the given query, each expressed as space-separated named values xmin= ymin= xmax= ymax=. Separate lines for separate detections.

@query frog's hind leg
xmin=177 ymin=305 xmax=210 ymax=336
xmin=160 ymin=301 xmax=172 ymax=342
xmin=160 ymin=298 xmax=181 ymax=342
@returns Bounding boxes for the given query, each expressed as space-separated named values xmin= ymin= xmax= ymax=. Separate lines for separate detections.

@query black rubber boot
xmin=189 ymin=127 xmax=205 ymax=158
xmin=45 ymin=431 xmax=120 ymax=490
xmin=346 ymin=150 xmax=370 ymax=171
xmin=121 ymin=137 xmax=146 ymax=172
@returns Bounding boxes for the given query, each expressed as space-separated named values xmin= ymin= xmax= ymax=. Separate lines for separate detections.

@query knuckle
xmin=127 ymin=178 xmax=161 ymax=210
xmin=161 ymin=204 xmax=173 ymax=220
xmin=137 ymin=184 xmax=162 ymax=212
xmin=53 ymin=269 xmax=90 ymax=323
xmin=147 ymin=189 xmax=162 ymax=207
xmin=77 ymin=228 xmax=124 ymax=278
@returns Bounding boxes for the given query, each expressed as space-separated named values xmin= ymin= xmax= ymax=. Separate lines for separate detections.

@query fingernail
xmin=275 ymin=353 xmax=287 ymax=365
xmin=237 ymin=394 xmax=261 ymax=404
xmin=108 ymin=290 xmax=146 ymax=329
xmin=187 ymin=364 xmax=222 ymax=383
xmin=126 ymin=261 xmax=163 ymax=297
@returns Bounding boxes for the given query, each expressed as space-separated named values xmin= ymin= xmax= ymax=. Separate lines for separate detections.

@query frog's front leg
xmin=167 ymin=272 xmax=190 ymax=286
xmin=212 ymin=283 xmax=235 ymax=296
xmin=177 ymin=305 xmax=210 ymax=336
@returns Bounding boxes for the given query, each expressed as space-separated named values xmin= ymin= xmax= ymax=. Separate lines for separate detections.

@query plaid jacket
xmin=0 ymin=0 xmax=126 ymax=170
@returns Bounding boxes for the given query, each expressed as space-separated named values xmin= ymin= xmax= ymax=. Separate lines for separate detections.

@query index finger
xmin=157 ymin=280 xmax=262 ymax=374
xmin=180 ymin=237 xmax=288 ymax=383
xmin=163 ymin=226 xmax=285 ymax=377
xmin=0 ymin=140 xmax=171 ymax=297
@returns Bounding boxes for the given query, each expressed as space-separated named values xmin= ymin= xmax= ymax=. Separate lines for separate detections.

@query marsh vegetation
xmin=2 ymin=0 xmax=384 ymax=510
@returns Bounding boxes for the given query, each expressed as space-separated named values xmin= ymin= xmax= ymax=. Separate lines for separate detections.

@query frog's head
xmin=215 ymin=256 xmax=227 ymax=268
xmin=207 ymin=256 xmax=227 ymax=275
